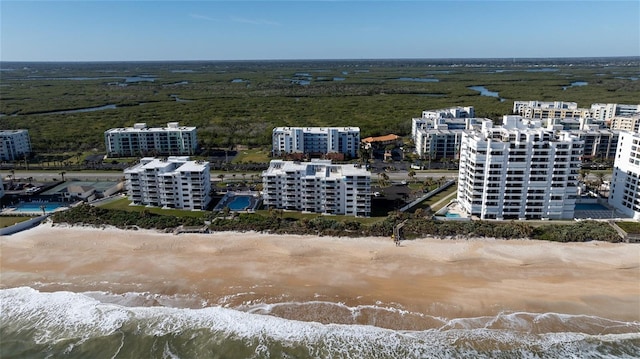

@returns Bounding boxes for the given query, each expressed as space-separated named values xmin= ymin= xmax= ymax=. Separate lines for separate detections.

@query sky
xmin=1 ymin=1 xmax=639 ymax=62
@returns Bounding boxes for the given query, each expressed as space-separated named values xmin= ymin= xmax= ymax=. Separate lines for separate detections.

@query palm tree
xmin=378 ymin=172 xmax=390 ymax=187
xmin=408 ymin=169 xmax=416 ymax=183
xmin=595 ymin=172 xmax=606 ymax=196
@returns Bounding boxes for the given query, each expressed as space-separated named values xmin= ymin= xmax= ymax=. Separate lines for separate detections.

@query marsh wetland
xmin=1 ymin=57 xmax=639 ymax=158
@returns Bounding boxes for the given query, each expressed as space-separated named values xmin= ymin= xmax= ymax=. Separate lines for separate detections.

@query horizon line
xmin=1 ymin=56 xmax=639 ymax=64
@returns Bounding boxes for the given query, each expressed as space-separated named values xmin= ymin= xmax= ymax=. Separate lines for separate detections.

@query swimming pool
xmin=575 ymin=203 xmax=608 ymax=211
xmin=227 ymin=196 xmax=252 ymax=211
xmin=9 ymin=202 xmax=67 ymax=214
xmin=445 ymin=212 xmax=461 ymax=218
xmin=213 ymin=192 xmax=261 ymax=212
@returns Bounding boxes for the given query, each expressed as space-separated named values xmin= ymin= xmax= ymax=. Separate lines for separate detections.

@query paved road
xmin=1 ymin=171 xmax=125 ymax=182
xmin=3 ymin=170 xmax=459 ymax=183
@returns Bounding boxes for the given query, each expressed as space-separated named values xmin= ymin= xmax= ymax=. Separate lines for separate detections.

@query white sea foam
xmin=2 ymin=287 xmax=639 ymax=359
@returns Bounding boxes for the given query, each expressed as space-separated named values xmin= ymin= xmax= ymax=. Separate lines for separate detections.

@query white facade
xmin=0 ymin=130 xmax=32 ymax=161
xmin=514 ymin=101 xmax=640 ymax=122
xmin=262 ymin=159 xmax=371 ymax=217
xmin=124 ymin=156 xmax=211 ymax=210
xmin=271 ymin=127 xmax=360 ymax=158
xmin=105 ymin=122 xmax=197 ymax=158
xmin=608 ymin=130 xmax=640 ymax=220
xmin=513 ymin=101 xmax=590 ymax=120
xmin=421 ymin=106 xmax=475 ymax=120
xmin=457 ymin=116 xmax=583 ymax=220
xmin=591 ymin=103 xmax=640 ymax=121
xmin=411 ymin=107 xmax=483 ymax=160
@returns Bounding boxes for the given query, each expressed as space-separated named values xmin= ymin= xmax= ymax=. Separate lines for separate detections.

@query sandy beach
xmin=1 ymin=222 xmax=639 ymax=325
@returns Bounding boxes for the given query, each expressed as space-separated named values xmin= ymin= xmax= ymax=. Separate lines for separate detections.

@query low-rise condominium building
xmin=124 ymin=156 xmax=211 ymax=210
xmin=610 ymin=114 xmax=640 ymax=133
xmin=513 ymin=101 xmax=591 ymax=120
xmin=411 ymin=107 xmax=484 ymax=160
xmin=544 ymin=119 xmax=618 ymax=160
xmin=421 ymin=106 xmax=475 ymax=120
xmin=0 ymin=129 xmax=32 ymax=161
xmin=105 ymin=122 xmax=197 ymax=158
xmin=514 ymin=101 xmax=640 ymax=122
xmin=457 ymin=116 xmax=583 ymax=220
xmin=262 ymin=159 xmax=371 ymax=217
xmin=590 ymin=103 xmax=640 ymax=121
xmin=272 ymin=127 xmax=360 ymax=158
xmin=608 ymin=130 xmax=640 ymax=220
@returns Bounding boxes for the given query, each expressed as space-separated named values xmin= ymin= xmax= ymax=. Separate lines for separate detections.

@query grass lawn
xmin=97 ymin=198 xmax=207 ymax=219
xmin=410 ymin=184 xmax=458 ymax=212
xmin=0 ymin=216 xmax=34 ymax=228
xmin=616 ymin=221 xmax=640 ymax=234
xmin=232 ymin=148 xmax=271 ymax=164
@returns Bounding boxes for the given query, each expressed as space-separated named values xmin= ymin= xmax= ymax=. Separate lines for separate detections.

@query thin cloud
xmin=229 ymin=16 xmax=280 ymax=26
xmin=189 ymin=13 xmax=217 ymax=21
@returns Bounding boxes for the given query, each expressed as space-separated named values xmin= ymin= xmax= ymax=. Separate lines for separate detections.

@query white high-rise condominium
xmin=457 ymin=116 xmax=584 ymax=220
xmin=262 ymin=159 xmax=371 ymax=217
xmin=124 ymin=156 xmax=211 ymax=210
xmin=608 ymin=130 xmax=640 ymax=220
xmin=271 ymin=127 xmax=360 ymax=158
xmin=0 ymin=129 xmax=32 ymax=161
xmin=105 ymin=122 xmax=197 ymax=158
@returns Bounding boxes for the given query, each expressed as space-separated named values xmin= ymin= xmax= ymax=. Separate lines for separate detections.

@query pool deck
xmin=435 ymin=201 xmax=470 ymax=220
xmin=1 ymin=202 xmax=71 ymax=216
xmin=213 ymin=191 xmax=262 ymax=212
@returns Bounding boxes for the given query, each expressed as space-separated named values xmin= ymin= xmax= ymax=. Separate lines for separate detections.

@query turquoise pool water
xmin=213 ymin=192 xmax=261 ymax=212
xmin=226 ymin=196 xmax=252 ymax=211
xmin=445 ymin=212 xmax=461 ymax=218
xmin=10 ymin=202 xmax=67 ymax=213
xmin=575 ymin=203 xmax=608 ymax=211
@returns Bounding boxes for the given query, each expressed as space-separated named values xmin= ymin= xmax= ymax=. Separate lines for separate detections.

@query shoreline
xmin=1 ymin=222 xmax=639 ymax=325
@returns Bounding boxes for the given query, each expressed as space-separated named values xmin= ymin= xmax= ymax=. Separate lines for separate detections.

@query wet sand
xmin=1 ymin=222 xmax=639 ymax=323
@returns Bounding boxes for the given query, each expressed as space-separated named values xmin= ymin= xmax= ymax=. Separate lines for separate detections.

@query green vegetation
xmin=0 ymin=216 xmax=34 ymax=228
xmin=532 ymin=221 xmax=622 ymax=242
xmin=410 ymin=184 xmax=458 ymax=213
xmin=616 ymin=221 xmax=640 ymax=234
xmin=2 ymin=59 xmax=638 ymax=158
xmin=97 ymin=197 xmax=207 ymax=219
xmin=51 ymin=202 xmax=623 ymax=243
xmin=52 ymin=203 xmax=204 ymax=229
xmin=231 ymin=148 xmax=271 ymax=164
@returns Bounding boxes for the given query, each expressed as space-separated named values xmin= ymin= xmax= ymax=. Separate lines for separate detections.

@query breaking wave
xmin=1 ymin=287 xmax=639 ymax=358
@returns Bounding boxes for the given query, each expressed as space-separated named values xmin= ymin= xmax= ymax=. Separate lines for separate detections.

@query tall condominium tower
xmin=608 ymin=130 xmax=640 ymax=220
xmin=457 ymin=116 xmax=584 ymax=220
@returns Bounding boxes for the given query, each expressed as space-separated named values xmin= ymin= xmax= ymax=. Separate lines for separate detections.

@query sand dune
xmin=1 ymin=222 xmax=639 ymax=322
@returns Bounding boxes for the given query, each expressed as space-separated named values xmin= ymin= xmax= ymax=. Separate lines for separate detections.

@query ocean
xmin=1 ymin=287 xmax=639 ymax=358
